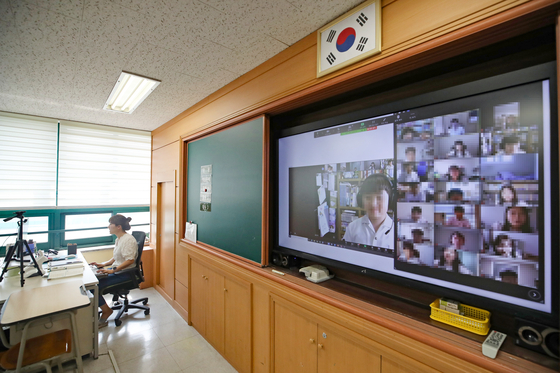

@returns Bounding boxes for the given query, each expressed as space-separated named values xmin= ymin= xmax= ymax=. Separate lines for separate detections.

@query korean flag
xmin=319 ymin=1 xmax=380 ymax=76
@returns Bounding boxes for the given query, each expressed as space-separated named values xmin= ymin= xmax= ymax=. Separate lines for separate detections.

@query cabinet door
xmin=381 ymin=356 xmax=440 ymax=373
xmin=317 ymin=324 xmax=381 ymax=373
xmin=224 ymin=275 xmax=252 ymax=373
xmin=189 ymin=259 xmax=207 ymax=335
xmin=205 ymin=267 xmax=225 ymax=354
xmin=273 ymin=301 xmax=318 ymax=373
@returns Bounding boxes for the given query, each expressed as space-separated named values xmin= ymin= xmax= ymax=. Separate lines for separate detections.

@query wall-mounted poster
xmin=200 ymin=164 xmax=212 ymax=212
xmin=317 ymin=0 xmax=381 ymax=78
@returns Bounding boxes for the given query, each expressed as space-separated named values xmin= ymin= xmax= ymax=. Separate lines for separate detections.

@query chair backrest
xmin=131 ymin=231 xmax=146 ymax=283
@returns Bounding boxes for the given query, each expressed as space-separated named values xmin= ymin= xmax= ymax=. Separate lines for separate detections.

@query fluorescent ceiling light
xmin=104 ymin=72 xmax=161 ymax=114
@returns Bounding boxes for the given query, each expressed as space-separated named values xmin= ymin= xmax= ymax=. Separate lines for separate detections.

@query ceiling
xmin=0 ymin=0 xmax=363 ymax=131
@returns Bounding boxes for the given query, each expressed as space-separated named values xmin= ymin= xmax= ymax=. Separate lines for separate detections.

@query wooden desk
xmin=1 ymin=280 xmax=90 ymax=324
xmin=0 ymin=251 xmax=99 ymax=358
xmin=0 ymin=280 xmax=90 ymax=372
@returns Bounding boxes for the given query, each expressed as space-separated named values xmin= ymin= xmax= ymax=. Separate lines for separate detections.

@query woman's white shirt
xmin=113 ymin=233 xmax=138 ymax=268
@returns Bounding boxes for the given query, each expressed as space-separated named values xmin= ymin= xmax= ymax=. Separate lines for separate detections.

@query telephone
xmin=299 ymin=265 xmax=334 ymax=283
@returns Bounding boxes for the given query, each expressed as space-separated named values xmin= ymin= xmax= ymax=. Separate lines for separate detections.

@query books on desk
xmin=48 ymin=267 xmax=84 ymax=279
xmin=47 ymin=260 xmax=84 ymax=280
xmin=49 ymin=259 xmax=82 ymax=268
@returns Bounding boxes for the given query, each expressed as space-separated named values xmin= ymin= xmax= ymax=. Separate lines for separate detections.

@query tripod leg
xmin=24 ymin=241 xmax=43 ymax=275
xmin=0 ymin=243 xmax=17 ymax=282
xmin=18 ymin=241 xmax=24 ymax=287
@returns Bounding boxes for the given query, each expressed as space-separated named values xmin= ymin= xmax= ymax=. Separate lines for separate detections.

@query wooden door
xmin=157 ymin=180 xmax=175 ymax=299
xmin=205 ymin=266 xmax=225 ymax=354
xmin=273 ymin=300 xmax=317 ymax=373
xmin=224 ymin=275 xmax=252 ymax=373
xmin=317 ymin=324 xmax=381 ymax=373
xmin=189 ymin=259 xmax=207 ymax=335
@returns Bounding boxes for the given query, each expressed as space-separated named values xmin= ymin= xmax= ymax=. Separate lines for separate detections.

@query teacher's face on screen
xmin=362 ymin=190 xmax=389 ymax=221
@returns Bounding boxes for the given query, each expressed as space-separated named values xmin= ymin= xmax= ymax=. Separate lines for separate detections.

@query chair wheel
xmin=142 ymin=300 xmax=148 ymax=305
xmin=115 ymin=319 xmax=122 ymax=327
xmin=144 ymin=309 xmax=150 ymax=315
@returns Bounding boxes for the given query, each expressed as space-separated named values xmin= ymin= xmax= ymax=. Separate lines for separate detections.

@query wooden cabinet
xmin=273 ymin=296 xmax=381 ymax=373
xmin=274 ymin=298 xmax=318 ymax=373
xmin=189 ymin=258 xmax=252 ymax=373
xmin=317 ymin=324 xmax=381 ymax=373
xmin=381 ymin=355 xmax=440 ymax=373
xmin=224 ymin=276 xmax=252 ymax=372
xmin=190 ymin=259 xmax=224 ymax=352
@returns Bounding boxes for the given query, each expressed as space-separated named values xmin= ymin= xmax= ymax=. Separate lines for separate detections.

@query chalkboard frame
xmin=180 ymin=115 xmax=269 ymax=266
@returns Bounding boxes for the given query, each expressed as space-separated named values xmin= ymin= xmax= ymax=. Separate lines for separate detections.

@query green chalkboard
xmin=186 ymin=117 xmax=265 ymax=264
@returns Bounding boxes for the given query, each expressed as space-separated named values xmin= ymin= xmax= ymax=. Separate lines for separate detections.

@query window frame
xmin=0 ymin=206 xmax=149 ymax=256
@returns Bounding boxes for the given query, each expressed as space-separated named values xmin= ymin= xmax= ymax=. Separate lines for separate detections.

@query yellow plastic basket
xmin=430 ymin=299 xmax=490 ymax=335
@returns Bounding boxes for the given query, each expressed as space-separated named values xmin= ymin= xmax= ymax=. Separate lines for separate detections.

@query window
xmin=0 ymin=215 xmax=49 ymax=247
xmin=58 ymin=121 xmax=151 ymax=206
xmin=0 ymin=207 xmax=149 ymax=255
xmin=117 ymin=211 xmax=150 ymax=238
xmin=0 ymin=113 xmax=58 ymax=207
xmin=64 ymin=213 xmax=112 ymax=241
xmin=0 ymin=112 xmax=151 ymax=208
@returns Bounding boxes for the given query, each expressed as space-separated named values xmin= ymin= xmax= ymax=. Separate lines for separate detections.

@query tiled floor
xmin=81 ymin=287 xmax=238 ymax=373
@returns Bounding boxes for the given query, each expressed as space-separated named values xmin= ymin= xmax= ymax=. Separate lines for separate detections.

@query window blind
xmin=58 ymin=121 xmax=151 ymax=206
xmin=0 ymin=113 xmax=58 ymax=207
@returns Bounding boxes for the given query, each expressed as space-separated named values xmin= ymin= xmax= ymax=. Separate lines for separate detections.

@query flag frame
xmin=317 ymin=0 xmax=382 ymax=78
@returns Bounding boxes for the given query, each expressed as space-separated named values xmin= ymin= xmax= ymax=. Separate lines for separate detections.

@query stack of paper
xmin=48 ymin=260 xmax=84 ymax=280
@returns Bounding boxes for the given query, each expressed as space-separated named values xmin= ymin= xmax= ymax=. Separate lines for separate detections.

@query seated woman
xmin=89 ymin=214 xmax=138 ymax=327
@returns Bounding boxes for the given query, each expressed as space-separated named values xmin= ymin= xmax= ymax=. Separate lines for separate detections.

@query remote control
xmin=482 ymin=330 xmax=507 ymax=359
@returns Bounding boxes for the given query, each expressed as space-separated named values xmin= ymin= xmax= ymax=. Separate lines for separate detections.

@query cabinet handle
xmin=309 ymin=339 xmax=315 ymax=343
xmin=224 ymin=288 xmax=228 ymax=292
xmin=318 ymin=344 xmax=323 ymax=349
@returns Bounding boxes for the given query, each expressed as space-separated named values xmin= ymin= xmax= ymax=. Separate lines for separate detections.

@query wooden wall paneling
xmin=174 ymin=279 xmax=188 ymax=318
xmin=152 ymin=142 xmax=180 ymax=182
xmin=156 ymin=178 xmax=176 ymax=300
xmin=382 ymin=0 xmax=525 ymax=47
xmin=252 ymin=284 xmax=271 ymax=373
xmin=150 ymin=190 xmax=157 ymax=247
xmin=175 ymin=244 xmax=189 ymax=288
xmin=152 ymin=141 xmax=180 ymax=248
xmin=140 ymin=247 xmax=154 ymax=289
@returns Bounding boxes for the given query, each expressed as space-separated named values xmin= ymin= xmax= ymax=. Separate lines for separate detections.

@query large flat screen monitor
xmin=276 ymin=62 xmax=558 ymax=321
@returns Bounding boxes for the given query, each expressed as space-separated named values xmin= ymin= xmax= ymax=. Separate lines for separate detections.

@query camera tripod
xmin=0 ymin=211 xmax=42 ymax=287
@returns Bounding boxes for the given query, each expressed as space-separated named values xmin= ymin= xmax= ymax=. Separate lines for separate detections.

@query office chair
xmin=101 ymin=231 xmax=150 ymax=327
